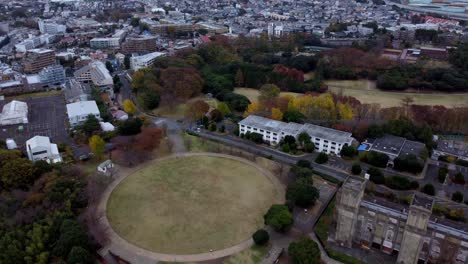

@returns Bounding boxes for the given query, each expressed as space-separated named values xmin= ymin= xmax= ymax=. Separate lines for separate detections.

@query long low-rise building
xmin=130 ymin=52 xmax=166 ymax=71
xmin=238 ymin=115 xmax=355 ymax=155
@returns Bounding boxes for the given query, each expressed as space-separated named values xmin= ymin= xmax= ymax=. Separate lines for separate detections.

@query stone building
xmin=334 ymin=177 xmax=468 ymax=264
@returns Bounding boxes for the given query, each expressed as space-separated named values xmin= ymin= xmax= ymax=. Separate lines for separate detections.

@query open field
xmin=317 ymin=79 xmax=468 ymax=108
xmin=5 ymin=90 xmax=62 ymax=100
xmin=107 ymin=155 xmax=281 ymax=254
xmin=234 ymin=88 xmax=301 ymax=103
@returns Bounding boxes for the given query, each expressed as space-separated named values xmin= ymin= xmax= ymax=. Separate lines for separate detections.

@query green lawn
xmin=107 ymin=155 xmax=281 ymax=254
xmin=234 ymin=88 xmax=301 ymax=103
xmin=224 ymin=245 xmax=269 ymax=264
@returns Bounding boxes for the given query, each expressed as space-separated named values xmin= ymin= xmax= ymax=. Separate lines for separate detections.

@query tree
xmin=296 ymin=160 xmax=311 ymax=168
xmin=89 ymin=135 xmax=105 ymax=158
xmin=264 ymin=204 xmax=293 ymax=232
xmin=286 ymin=177 xmax=320 ymax=208
xmin=452 ymin=191 xmax=464 ymax=203
xmin=422 ymin=184 xmax=435 ymax=196
xmin=315 ymin=152 xmax=328 ymax=164
xmin=283 ymin=110 xmax=305 ymax=123
xmin=105 ymin=61 xmax=114 ymax=73
xmin=52 ymin=220 xmax=89 ymax=258
xmin=123 ymin=99 xmax=137 ymax=115
xmin=351 ymin=163 xmax=362 ymax=175
xmin=401 ymin=96 xmax=414 ymax=117
xmin=297 ymin=132 xmax=311 ymax=148
xmin=288 ymin=237 xmax=321 ymax=264
xmin=454 ymin=172 xmax=465 ymax=184
xmin=258 ymin=83 xmax=280 ymax=102
xmin=67 ymin=247 xmax=93 ymax=264
xmin=235 ymin=68 xmax=244 ymax=87
xmin=252 ymin=229 xmax=269 ymax=245
xmin=138 ymin=91 xmax=160 ymax=110
xmin=394 ymin=154 xmax=424 ymax=174
xmin=283 ymin=135 xmax=296 ymax=145
xmin=81 ymin=115 xmax=101 ymax=136
xmin=185 ymin=100 xmax=209 ymax=121
xmin=438 ymin=167 xmax=448 ymax=183
xmin=1 ymin=158 xmax=35 ymax=189
xmin=124 ymin=55 xmax=131 ymax=69
xmin=217 ymin=102 xmax=231 ymax=116
xmin=245 ymin=102 xmax=261 ymax=116
xmin=340 ymin=145 xmax=358 ymax=158
xmin=367 ymin=167 xmax=385 ymax=184
xmin=337 ymin=102 xmax=354 ymax=120
xmin=118 ymin=118 xmax=142 ymax=135
xmin=33 ymin=160 xmax=53 ymax=176
xmin=271 ymin=108 xmax=283 ymax=120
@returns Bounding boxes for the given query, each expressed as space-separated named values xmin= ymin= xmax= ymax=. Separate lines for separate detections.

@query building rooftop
xmin=239 ymin=115 xmax=354 ymax=143
xmin=368 ymin=134 xmax=426 ymax=158
xmin=411 ymin=194 xmax=433 ymax=210
xmin=66 ymin=100 xmax=99 ymax=118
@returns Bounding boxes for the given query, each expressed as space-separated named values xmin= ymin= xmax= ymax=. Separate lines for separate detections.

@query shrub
xmin=394 ymin=154 xmax=424 ymax=174
xmin=219 ymin=125 xmax=225 ymax=133
xmin=282 ymin=143 xmax=291 ymax=153
xmin=264 ymin=204 xmax=293 ymax=232
xmin=421 ymin=184 xmax=435 ymax=196
xmin=452 ymin=191 xmax=464 ymax=203
xmin=118 ymin=118 xmax=142 ymax=136
xmin=367 ymin=167 xmax=384 ymax=184
xmin=351 ymin=163 xmax=362 ymax=175
xmin=447 ymin=209 xmax=465 ymax=222
xmin=410 ymin=181 xmax=419 ymax=189
xmin=296 ymin=160 xmax=311 ymax=168
xmin=252 ymin=229 xmax=269 ymax=245
xmin=247 ymin=132 xmax=263 ymax=144
xmin=283 ymin=135 xmax=296 ymax=145
xmin=315 ymin=152 xmax=329 ymax=164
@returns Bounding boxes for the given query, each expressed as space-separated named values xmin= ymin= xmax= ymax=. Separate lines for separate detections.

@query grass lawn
xmin=224 ymin=245 xmax=269 ymax=264
xmin=325 ymin=80 xmax=468 ymax=108
xmin=234 ymin=88 xmax=301 ymax=103
xmin=107 ymin=155 xmax=282 ymax=254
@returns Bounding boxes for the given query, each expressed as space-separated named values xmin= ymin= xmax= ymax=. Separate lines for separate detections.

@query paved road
xmin=194 ymin=130 xmax=468 ymax=211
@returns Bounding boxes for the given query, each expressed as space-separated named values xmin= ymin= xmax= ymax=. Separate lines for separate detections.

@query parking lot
xmin=0 ymin=95 xmax=72 ymax=148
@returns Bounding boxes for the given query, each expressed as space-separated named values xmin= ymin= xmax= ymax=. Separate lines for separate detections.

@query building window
xmin=324 ymin=140 xmax=329 ymax=143
xmin=273 ymin=133 xmax=277 ymax=136
xmin=266 ymin=131 xmax=271 ymax=134
xmin=331 ymin=142 xmax=336 ymax=145
xmin=260 ymin=129 xmax=264 ymax=132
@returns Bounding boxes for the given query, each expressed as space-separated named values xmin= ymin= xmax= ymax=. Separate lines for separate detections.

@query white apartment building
xmin=238 ymin=115 xmax=355 ymax=155
xmin=90 ymin=38 xmax=120 ymax=49
xmin=39 ymin=65 xmax=66 ymax=87
xmin=38 ymin=20 xmax=67 ymax=34
xmin=66 ymin=100 xmax=100 ymax=127
xmin=74 ymin=60 xmax=113 ymax=87
xmin=26 ymin=136 xmax=62 ymax=163
xmin=130 ymin=52 xmax=166 ymax=71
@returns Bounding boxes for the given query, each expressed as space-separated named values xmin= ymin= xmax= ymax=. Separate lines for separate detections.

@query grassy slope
xmin=224 ymin=245 xmax=269 ymax=264
xmin=107 ymin=155 xmax=280 ymax=254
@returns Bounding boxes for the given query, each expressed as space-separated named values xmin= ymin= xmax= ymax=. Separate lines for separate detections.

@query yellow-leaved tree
xmin=123 ymin=99 xmax=136 ymax=115
xmin=244 ymin=102 xmax=261 ymax=116
xmin=337 ymin=102 xmax=354 ymax=120
xmin=271 ymin=108 xmax=283 ymax=121
xmin=89 ymin=135 xmax=105 ymax=158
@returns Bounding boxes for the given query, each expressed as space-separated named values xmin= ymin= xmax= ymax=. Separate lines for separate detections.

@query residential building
xmin=130 ymin=52 xmax=166 ymax=71
xmin=238 ymin=115 xmax=355 ymax=155
xmin=90 ymin=37 xmax=120 ymax=49
xmin=66 ymin=100 xmax=100 ymax=127
xmin=39 ymin=65 xmax=66 ymax=87
xmin=25 ymin=136 xmax=62 ymax=163
xmin=23 ymin=49 xmax=56 ymax=74
xmin=334 ymin=177 xmax=468 ymax=264
xmin=38 ymin=20 xmax=67 ymax=34
xmin=122 ymin=36 xmax=158 ymax=54
xmin=0 ymin=100 xmax=28 ymax=126
xmin=64 ymin=78 xmax=90 ymax=103
xmin=74 ymin=60 xmax=113 ymax=87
